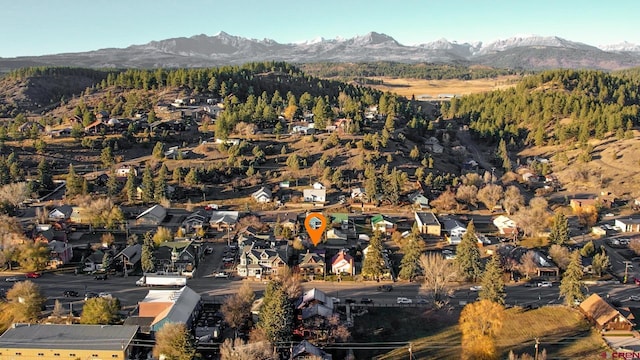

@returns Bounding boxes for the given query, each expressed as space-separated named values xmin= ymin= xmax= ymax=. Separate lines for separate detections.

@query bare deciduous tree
xmin=520 ymin=250 xmax=538 ymax=278
xmin=420 ymin=253 xmax=457 ymax=302
xmin=430 ymin=189 xmax=458 ymax=212
xmin=456 ymin=184 xmax=478 ymax=208
xmin=548 ymin=244 xmax=571 ymax=270
xmin=0 ymin=182 xmax=28 ymax=208
xmin=219 ymin=338 xmax=277 ymax=360
xmin=503 ymin=185 xmax=524 ymax=215
xmin=477 ymin=183 xmax=504 ymax=211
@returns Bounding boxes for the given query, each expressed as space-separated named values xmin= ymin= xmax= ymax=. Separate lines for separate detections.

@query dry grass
xmin=375 ymin=306 xmax=606 ymax=360
xmin=366 ymin=75 xmax=522 ymax=98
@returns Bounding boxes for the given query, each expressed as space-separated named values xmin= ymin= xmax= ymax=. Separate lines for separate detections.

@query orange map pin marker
xmin=304 ymin=212 xmax=327 ymax=246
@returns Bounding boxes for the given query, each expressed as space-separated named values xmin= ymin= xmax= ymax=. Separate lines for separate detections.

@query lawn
xmin=363 ymin=306 xmax=608 ymax=360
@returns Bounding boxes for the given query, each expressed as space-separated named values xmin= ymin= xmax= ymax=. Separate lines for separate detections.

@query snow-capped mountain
xmin=1 ymin=32 xmax=639 ymax=72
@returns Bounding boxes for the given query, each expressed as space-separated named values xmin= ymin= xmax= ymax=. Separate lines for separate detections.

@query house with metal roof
xmin=138 ymin=286 xmax=202 ymax=332
xmin=0 ymin=324 xmax=139 ymax=359
xmin=209 ymin=211 xmax=239 ymax=231
xmin=136 ymin=204 xmax=167 ymax=226
xmin=414 ymin=211 xmax=441 ymax=236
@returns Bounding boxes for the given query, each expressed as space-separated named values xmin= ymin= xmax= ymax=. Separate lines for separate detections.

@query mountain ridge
xmin=2 ymin=31 xmax=640 ymax=72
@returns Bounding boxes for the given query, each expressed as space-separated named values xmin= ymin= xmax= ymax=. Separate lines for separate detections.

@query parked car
xmin=94 ymin=274 xmax=108 ymax=280
xmin=396 ymin=297 xmax=413 ymax=304
xmin=25 ymin=272 xmax=41 ymax=278
xmin=345 ymin=298 xmax=356 ymax=304
xmin=360 ymin=298 xmax=374 ymax=304
xmin=377 ymin=285 xmax=393 ymax=292
xmin=331 ymin=297 xmax=341 ymax=304
xmin=84 ymin=292 xmax=98 ymax=301
xmin=470 ymin=285 xmax=483 ymax=291
xmin=204 ymin=247 xmax=214 ymax=255
xmin=63 ymin=290 xmax=79 ymax=297
xmin=222 ymin=257 xmax=235 ymax=262
xmin=98 ymin=292 xmax=112 ymax=298
xmin=5 ymin=277 xmax=20 ymax=282
xmin=629 ymin=295 xmax=640 ymax=301
xmin=538 ymin=281 xmax=553 ymax=287
xmin=415 ymin=297 xmax=428 ymax=304
xmin=214 ymin=272 xmax=229 ymax=279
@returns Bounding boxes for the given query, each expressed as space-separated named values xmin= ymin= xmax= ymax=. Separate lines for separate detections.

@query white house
xmin=371 ymin=215 xmax=395 ymax=233
xmin=252 ymin=186 xmax=272 ymax=203
xmin=312 ymin=182 xmax=326 ymax=190
xmin=331 ymin=250 xmax=355 ymax=275
xmin=48 ymin=205 xmax=73 ymax=221
xmin=441 ymin=218 xmax=467 ymax=245
xmin=493 ymin=215 xmax=517 ymax=235
xmin=351 ymin=188 xmax=366 ymax=199
xmin=303 ymin=189 xmax=326 ymax=203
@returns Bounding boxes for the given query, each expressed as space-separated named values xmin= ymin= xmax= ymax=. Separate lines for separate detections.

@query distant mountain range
xmin=2 ymin=31 xmax=640 ymax=72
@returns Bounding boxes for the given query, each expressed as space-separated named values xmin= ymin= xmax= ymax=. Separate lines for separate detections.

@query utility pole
xmin=625 ymin=261 xmax=632 ymax=284
xmin=534 ymin=337 xmax=540 ymax=360
xmin=408 ymin=342 xmax=412 ymax=360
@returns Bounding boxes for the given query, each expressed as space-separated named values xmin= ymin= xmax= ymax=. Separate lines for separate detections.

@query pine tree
xmin=398 ymin=236 xmax=423 ymax=281
xmin=184 ymin=168 xmax=199 ymax=187
xmin=559 ymin=251 xmax=584 ymax=306
xmin=152 ymin=141 xmax=164 ymax=159
xmin=37 ymin=158 xmax=53 ymax=190
xmin=479 ymin=253 xmax=506 ymax=305
xmin=257 ymin=281 xmax=293 ymax=344
xmin=456 ymin=221 xmax=482 ymax=282
xmin=106 ymin=171 xmax=119 ymax=196
xmin=141 ymin=166 xmax=154 ymax=203
xmin=548 ymin=212 xmax=569 ymax=245
xmin=362 ymin=231 xmax=385 ymax=280
xmin=141 ymin=241 xmax=155 ymax=273
xmin=65 ymin=164 xmax=82 ymax=197
xmin=125 ymin=171 xmax=136 ymax=203
xmin=154 ymin=164 xmax=168 ymax=200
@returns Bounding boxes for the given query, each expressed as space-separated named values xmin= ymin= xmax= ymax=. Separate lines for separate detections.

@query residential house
xmin=137 ymin=286 xmax=202 ymax=332
xmin=331 ymin=249 xmax=355 ymax=276
xmin=136 ymin=204 xmax=167 ymax=226
xmin=83 ymin=249 xmax=108 ymax=272
xmin=18 ymin=121 xmax=44 ymax=134
xmin=115 ymin=165 xmax=138 ymax=178
xmin=312 ymin=182 xmax=326 ymax=190
xmin=252 ymin=186 xmax=273 ymax=203
xmin=303 ymin=188 xmax=326 ymax=203
xmin=351 ymin=187 xmax=366 ymax=200
xmin=0 ymin=324 xmax=140 ymax=360
xmin=182 ymin=210 xmax=208 ymax=233
xmin=114 ymin=243 xmax=142 ymax=275
xmin=499 ymin=245 xmax=560 ymax=279
xmin=279 ymin=181 xmax=290 ymax=188
xmin=296 ymin=288 xmax=334 ymax=320
xmin=441 ymin=217 xmax=467 ymax=245
xmin=236 ymin=242 xmax=287 ymax=279
xmin=579 ymin=293 xmax=634 ymax=331
xmin=48 ymin=205 xmax=73 ymax=221
xmin=615 ymin=218 xmax=640 ymax=233
xmin=371 ymin=214 xmax=395 ymax=233
xmin=298 ymin=250 xmax=326 ymax=279
xmin=48 ymin=240 xmax=73 ymax=268
xmin=155 ymin=240 xmax=199 ymax=275
xmin=570 ymin=198 xmax=599 ymax=212
xmin=493 ymin=215 xmax=517 ymax=236
xmin=408 ymin=192 xmax=429 ymax=209
xmin=414 ymin=211 xmax=441 ymax=236
xmin=209 ymin=211 xmax=239 ymax=231
xmin=424 ymin=136 xmax=444 ymax=154
xmin=84 ymin=119 xmax=108 ymax=134
xmin=291 ymin=340 xmax=333 ymax=360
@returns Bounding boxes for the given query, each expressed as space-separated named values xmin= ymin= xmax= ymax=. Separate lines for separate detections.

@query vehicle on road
xmin=360 ymin=298 xmax=374 ymax=304
xmin=470 ymin=285 xmax=482 ymax=291
xmin=25 ymin=272 xmax=41 ymax=278
xmin=63 ymin=290 xmax=79 ymax=297
xmin=5 ymin=277 xmax=20 ymax=282
xmin=397 ymin=297 xmax=413 ymax=304
xmin=377 ymin=285 xmax=393 ymax=292
xmin=98 ymin=292 xmax=112 ymax=298
xmin=523 ymin=282 xmax=536 ymax=287
xmin=222 ymin=257 xmax=235 ymax=262
xmin=630 ymin=295 xmax=640 ymax=301
xmin=213 ymin=272 xmax=229 ymax=279
xmin=415 ymin=297 xmax=428 ymax=304
xmin=94 ymin=274 xmax=108 ymax=280
xmin=345 ymin=298 xmax=356 ymax=304
xmin=538 ymin=281 xmax=553 ymax=287
xmin=204 ymin=247 xmax=214 ymax=255
xmin=135 ymin=274 xmax=188 ymax=287
xmin=84 ymin=292 xmax=98 ymax=301
xmin=331 ymin=297 xmax=340 ymax=304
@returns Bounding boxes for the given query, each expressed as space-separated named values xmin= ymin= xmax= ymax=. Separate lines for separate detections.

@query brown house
xmin=579 ymin=293 xmax=634 ymax=331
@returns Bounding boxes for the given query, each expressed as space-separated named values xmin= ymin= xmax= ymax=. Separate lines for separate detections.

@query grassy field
xmin=366 ymin=75 xmax=522 ymax=98
xmin=365 ymin=306 xmax=608 ymax=360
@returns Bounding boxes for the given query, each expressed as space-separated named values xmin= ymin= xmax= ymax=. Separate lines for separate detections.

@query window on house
xmin=69 ymin=354 xmax=76 ymax=357
xmin=37 ymin=353 xmax=44 ymax=356
xmin=112 ymin=355 xmax=119 ymax=358
xmin=15 ymin=352 xmax=21 ymax=356
xmin=53 ymin=353 xmax=60 ymax=357
xmin=92 ymin=354 xmax=99 ymax=358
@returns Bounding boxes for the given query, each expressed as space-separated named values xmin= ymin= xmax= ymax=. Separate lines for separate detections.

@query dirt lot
xmin=367 ymin=75 xmax=522 ymax=98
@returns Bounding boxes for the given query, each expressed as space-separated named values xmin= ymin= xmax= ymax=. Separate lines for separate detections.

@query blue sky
xmin=1 ymin=0 xmax=638 ymax=57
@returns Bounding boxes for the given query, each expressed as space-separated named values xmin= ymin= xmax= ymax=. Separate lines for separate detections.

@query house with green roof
xmin=371 ymin=214 xmax=395 ymax=233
